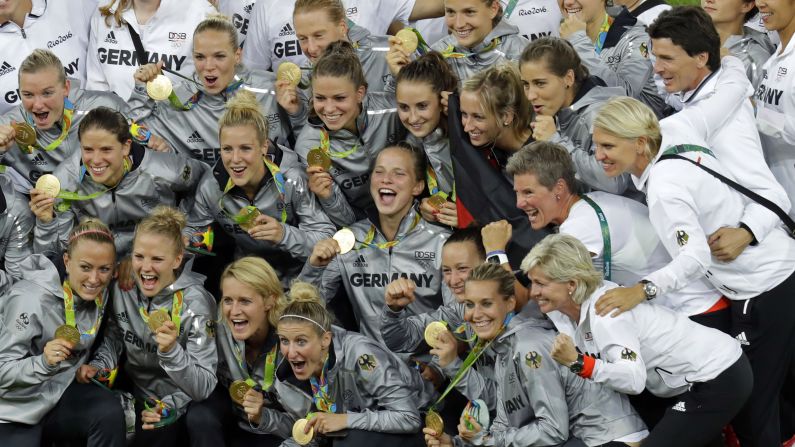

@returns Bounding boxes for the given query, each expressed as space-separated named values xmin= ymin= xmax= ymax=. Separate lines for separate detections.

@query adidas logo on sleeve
xmin=104 ymin=31 xmax=118 ymax=44
xmin=0 ymin=61 xmax=17 ymax=77
xmin=187 ymin=131 xmax=204 ymax=143
xmin=278 ymin=23 xmax=295 ymax=37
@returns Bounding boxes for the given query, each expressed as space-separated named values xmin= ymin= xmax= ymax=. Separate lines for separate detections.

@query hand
xmin=419 ymin=198 xmax=440 ymax=223
xmin=306 ymin=412 xmax=348 ymax=434
xmin=559 ymin=11 xmax=586 ymax=39
xmin=550 ymin=333 xmax=578 ymax=366
xmin=248 ymin=213 xmax=285 ymax=243
xmin=44 ymin=338 xmax=74 ymax=366
xmin=76 ymin=364 xmax=99 ymax=384
xmin=530 ymin=115 xmax=556 ymax=140
xmin=242 ymin=388 xmax=265 ymax=423
xmin=386 ymin=36 xmax=411 ymax=76
xmin=276 ymin=79 xmax=301 ymax=115
xmin=457 ymin=412 xmax=483 ymax=442
xmin=385 ymin=277 xmax=416 ymax=311
xmin=155 ymin=321 xmax=178 ymax=353
xmin=0 ymin=123 xmax=15 ymax=153
xmin=29 ymin=188 xmax=56 ymax=223
xmin=423 ymin=428 xmax=453 ymax=446
xmin=429 ymin=328 xmax=457 ymax=368
xmin=147 ymin=134 xmax=172 ymax=153
xmin=306 ymin=166 xmax=334 ymax=200
xmin=117 ymin=256 xmax=135 ymax=291
xmin=309 ymin=238 xmax=340 ymax=267
xmin=595 ymin=284 xmax=645 ymax=317
xmin=140 ymin=408 xmax=162 ymax=430
xmin=134 ymin=61 xmax=164 ymax=84
xmin=481 ymin=220 xmax=512 ymax=254
xmin=435 ymin=201 xmax=458 ymax=227
xmin=419 ymin=363 xmax=444 ymax=389
xmin=708 ymin=226 xmax=753 ymax=262
xmin=440 ymin=91 xmax=452 ymax=116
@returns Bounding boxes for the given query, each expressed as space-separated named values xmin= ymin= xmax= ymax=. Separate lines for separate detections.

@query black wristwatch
xmin=640 ymin=280 xmax=658 ymax=301
xmin=569 ymin=353 xmax=585 ymax=374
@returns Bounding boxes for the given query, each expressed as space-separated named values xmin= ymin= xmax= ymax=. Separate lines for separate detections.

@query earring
xmin=555 ymin=194 xmax=560 ymax=201
xmin=503 ymin=122 xmax=509 ymax=127
xmin=569 ymin=290 xmax=573 ymax=296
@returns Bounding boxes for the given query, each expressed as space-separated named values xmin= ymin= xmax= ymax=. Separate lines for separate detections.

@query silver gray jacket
xmin=0 ymin=174 xmax=33 ymax=294
xmin=466 ymin=317 xmax=646 ymax=446
xmin=274 ymin=326 xmax=432 ymax=440
xmin=130 ymin=67 xmax=292 ymax=165
xmin=551 ymin=77 xmax=631 ymax=194
xmin=186 ymin=145 xmax=335 ymax=286
xmin=725 ymin=26 xmax=775 ymax=88
xmin=89 ymin=258 xmax=218 ymax=416
xmin=0 ymin=255 xmax=108 ymax=424
xmin=34 ymin=142 xmax=207 ymax=257
xmin=299 ymin=205 xmax=450 ymax=344
xmin=431 ymin=20 xmax=530 ymax=86
xmin=407 ymin=129 xmax=454 ymax=196
xmin=567 ymin=9 xmax=666 ymax=118
xmin=0 ymin=80 xmax=130 ymax=191
xmin=293 ymin=93 xmax=404 ymax=227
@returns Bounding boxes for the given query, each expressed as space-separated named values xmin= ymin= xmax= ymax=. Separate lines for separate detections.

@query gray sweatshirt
xmin=89 ymin=258 xmax=218 ymax=417
xmin=0 ymin=174 xmax=33 ymax=295
xmin=725 ymin=26 xmax=775 ymax=89
xmin=0 ymin=255 xmax=108 ymax=424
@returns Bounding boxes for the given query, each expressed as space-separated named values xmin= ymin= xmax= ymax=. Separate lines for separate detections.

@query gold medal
xmin=54 ymin=324 xmax=81 ymax=345
xmin=396 ymin=28 xmax=419 ymax=53
xmin=13 ymin=122 xmax=37 ymax=148
xmin=332 ymin=228 xmax=356 ymax=254
xmin=146 ymin=74 xmax=173 ymax=101
xmin=424 ymin=321 xmax=448 ymax=348
xmin=427 ymin=194 xmax=447 ymax=211
xmin=236 ymin=207 xmax=261 ymax=232
xmin=147 ymin=308 xmax=171 ymax=332
xmin=292 ymin=418 xmax=314 ymax=445
xmin=229 ymin=379 xmax=251 ymax=405
xmin=425 ymin=409 xmax=444 ymax=435
xmin=35 ymin=174 xmax=61 ymax=198
xmin=306 ymin=148 xmax=332 ymax=171
xmin=277 ymin=62 xmax=302 ymax=87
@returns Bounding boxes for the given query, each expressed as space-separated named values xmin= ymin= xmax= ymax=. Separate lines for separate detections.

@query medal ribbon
xmin=594 ymin=13 xmax=614 ymax=55
xmin=318 ymin=129 xmax=357 ymax=159
xmin=661 ymin=144 xmax=716 ymax=158
xmin=218 ymin=156 xmax=288 ymax=225
xmin=309 ymin=354 xmax=337 ymax=413
xmin=442 ymin=38 xmax=500 ymax=59
xmin=20 ymin=98 xmax=75 ymax=154
xmin=62 ymin=280 xmax=105 ymax=336
xmin=137 ymin=290 xmax=185 ymax=335
xmin=405 ymin=27 xmax=432 ymax=55
xmin=359 ymin=212 xmax=421 ymax=250
xmin=167 ymin=77 xmax=245 ymax=111
xmin=55 ymin=161 xmax=133 ymax=212
xmin=430 ymin=312 xmax=515 ymax=410
xmin=503 ymin=0 xmax=520 ymax=19
xmin=579 ymin=195 xmax=612 ymax=281
xmin=232 ymin=341 xmax=278 ymax=391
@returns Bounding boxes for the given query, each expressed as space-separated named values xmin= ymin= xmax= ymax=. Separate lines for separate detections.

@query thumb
xmin=157 ymin=60 xmax=165 ymax=71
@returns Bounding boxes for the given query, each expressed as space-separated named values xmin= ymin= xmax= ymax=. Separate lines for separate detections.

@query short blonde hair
xmin=592 ymin=97 xmax=662 ymax=159
xmin=520 ymin=234 xmax=602 ymax=305
xmin=221 ymin=257 xmax=287 ymax=328
xmin=466 ymin=262 xmax=515 ymax=299
xmin=19 ymin=49 xmax=66 ymax=84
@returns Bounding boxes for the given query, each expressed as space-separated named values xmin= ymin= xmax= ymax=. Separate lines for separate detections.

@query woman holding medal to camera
xmin=186 ymin=257 xmax=292 ymax=447
xmin=0 ymin=219 xmax=125 ymax=446
xmin=276 ymin=282 xmax=429 ymax=447
xmin=186 ymin=90 xmax=335 ymax=288
xmin=79 ymin=206 xmax=218 ymax=447
xmin=423 ymin=263 xmax=647 ymax=447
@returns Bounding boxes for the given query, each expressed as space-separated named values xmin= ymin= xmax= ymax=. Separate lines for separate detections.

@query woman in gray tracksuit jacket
xmin=32 ymin=107 xmax=207 ymax=259
xmin=129 ymin=15 xmax=293 ymax=166
xmin=0 ymin=174 xmax=33 ymax=295
xmin=0 ymin=220 xmax=124 ymax=446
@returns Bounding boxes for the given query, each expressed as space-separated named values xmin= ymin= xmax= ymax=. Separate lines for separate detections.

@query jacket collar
xmin=679 ymin=69 xmax=719 ymax=104
xmin=630 ymin=0 xmax=667 ymax=17
xmin=363 ymin=201 xmax=422 ymax=240
xmin=213 ymin=141 xmax=284 ymax=197
xmin=603 ymin=7 xmax=638 ymax=50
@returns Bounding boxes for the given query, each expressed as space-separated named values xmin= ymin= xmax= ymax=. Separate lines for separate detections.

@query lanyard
xmin=594 ymin=13 xmax=614 ymax=55
xmin=20 ymin=98 xmax=75 ymax=154
xmin=579 ymin=195 xmax=612 ymax=281
xmin=232 ymin=340 xmax=278 ymax=391
xmin=359 ymin=212 xmax=421 ymax=250
xmin=137 ymin=290 xmax=185 ymax=335
xmin=219 ymin=157 xmax=288 ymax=225
xmin=430 ymin=312 xmax=514 ymax=410
xmin=309 ymin=354 xmax=336 ymax=413
xmin=167 ymin=77 xmax=245 ymax=111
xmin=62 ymin=281 xmax=105 ymax=337
xmin=55 ymin=161 xmax=132 ymax=212
xmin=442 ymin=38 xmax=500 ymax=59
xmin=318 ymin=129 xmax=358 ymax=159
xmin=661 ymin=144 xmax=715 ymax=158
xmin=403 ymin=27 xmax=432 ymax=55
xmin=503 ymin=0 xmax=519 ymax=19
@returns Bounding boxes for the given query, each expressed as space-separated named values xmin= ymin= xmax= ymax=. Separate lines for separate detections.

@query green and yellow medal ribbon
xmin=232 ymin=341 xmax=278 ymax=391
xmin=404 ymin=27 xmax=432 ymax=55
xmin=168 ymin=78 xmax=245 ymax=111
xmin=594 ymin=13 xmax=614 ymax=55
xmin=55 ymin=160 xmax=132 ymax=212
xmin=219 ymin=156 xmax=289 ymax=225
xmin=20 ymin=98 xmax=75 ymax=154
xmin=579 ymin=195 xmax=612 ymax=281
xmin=263 ymin=156 xmax=288 ymax=223
xmin=359 ymin=212 xmax=421 ymax=250
xmin=138 ymin=290 xmax=185 ymax=335
xmin=441 ymin=38 xmax=500 ymax=59
xmin=63 ymin=280 xmax=105 ymax=338
xmin=318 ymin=128 xmax=357 ymax=159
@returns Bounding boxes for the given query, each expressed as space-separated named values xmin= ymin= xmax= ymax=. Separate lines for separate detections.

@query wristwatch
xmin=569 ymin=353 xmax=585 ymax=374
xmin=640 ymin=280 xmax=658 ymax=301
xmin=486 ymin=251 xmax=509 ymax=265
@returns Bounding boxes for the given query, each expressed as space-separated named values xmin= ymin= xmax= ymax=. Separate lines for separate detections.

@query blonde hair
xmin=520 ymin=234 xmax=603 ymax=305
xmin=466 ymin=262 xmax=515 ymax=299
xmin=99 ymin=0 xmax=131 ymax=27
xmin=19 ymin=49 xmax=66 ymax=84
xmin=67 ymin=218 xmax=115 ymax=256
xmin=278 ymin=281 xmax=333 ymax=335
xmin=133 ymin=206 xmax=186 ymax=256
xmin=219 ymin=90 xmax=269 ymax=145
xmin=293 ymin=0 xmax=346 ymax=24
xmin=221 ymin=257 xmax=287 ymax=327
xmin=461 ymin=64 xmax=533 ymax=143
xmin=593 ymin=97 xmax=663 ymax=159
xmin=194 ymin=14 xmax=239 ymax=51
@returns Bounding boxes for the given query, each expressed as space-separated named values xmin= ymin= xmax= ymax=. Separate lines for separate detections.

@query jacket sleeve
xmin=346 ymin=342 xmax=422 ymax=433
xmin=251 ymin=406 xmax=295 ymax=439
xmin=0 ymin=290 xmax=60 ymax=389
xmin=439 ymin=356 xmax=499 ymax=412
xmin=241 ymin=2 xmax=274 ymax=72
xmin=587 ymin=308 xmax=647 ymax=394
xmin=317 ymin=185 xmax=358 ymax=227
xmin=278 ymin=172 xmax=337 ymax=259
xmin=33 ymin=203 xmax=75 ymax=256
xmin=3 ymin=194 xmax=34 ymax=281
xmin=184 ymin=171 xmax=219 ymax=240
xmin=158 ymin=290 xmax=218 ymax=403
xmin=89 ymin=300 xmax=125 ymax=371
xmin=297 ymin=255 xmax=342 ymax=305
xmin=380 ymin=302 xmax=463 ymax=354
